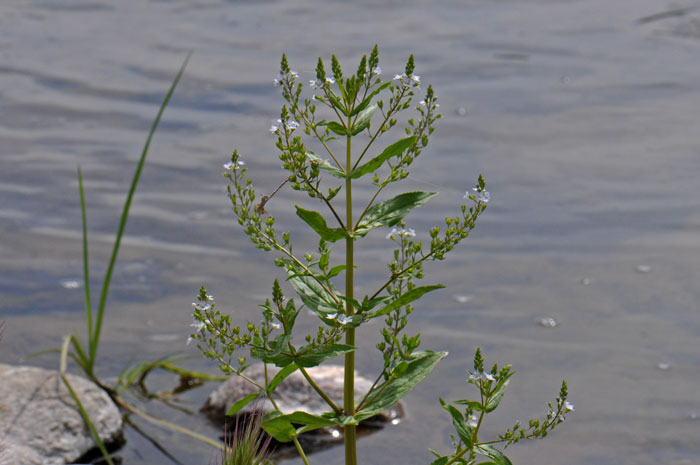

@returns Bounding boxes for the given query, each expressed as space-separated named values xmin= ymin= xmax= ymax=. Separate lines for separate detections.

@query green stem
xmin=344 ymin=131 xmax=357 ymax=465
xmin=299 ymin=366 xmax=343 ymax=414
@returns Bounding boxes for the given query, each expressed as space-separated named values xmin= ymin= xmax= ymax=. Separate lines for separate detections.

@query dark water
xmin=2 ymin=1 xmax=700 ymax=464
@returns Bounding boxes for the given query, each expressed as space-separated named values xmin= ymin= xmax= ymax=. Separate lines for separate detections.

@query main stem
xmin=344 ymin=131 xmax=357 ymax=465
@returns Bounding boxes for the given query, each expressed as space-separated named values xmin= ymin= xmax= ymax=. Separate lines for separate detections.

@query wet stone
xmin=0 ymin=364 xmax=124 ymax=465
xmin=202 ymin=364 xmax=403 ymax=429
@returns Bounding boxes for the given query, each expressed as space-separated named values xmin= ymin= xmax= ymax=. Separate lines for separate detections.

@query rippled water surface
xmin=2 ymin=1 xmax=700 ymax=464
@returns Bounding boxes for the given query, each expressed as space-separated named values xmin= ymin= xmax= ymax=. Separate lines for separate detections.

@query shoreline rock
xmin=0 ymin=364 xmax=124 ymax=465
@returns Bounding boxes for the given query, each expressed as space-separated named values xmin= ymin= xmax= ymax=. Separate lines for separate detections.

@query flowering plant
xmin=191 ymin=46 xmax=571 ymax=465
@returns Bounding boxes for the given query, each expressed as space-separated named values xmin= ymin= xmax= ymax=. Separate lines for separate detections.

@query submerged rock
xmin=202 ymin=364 xmax=403 ymax=428
xmin=0 ymin=364 xmax=123 ymax=465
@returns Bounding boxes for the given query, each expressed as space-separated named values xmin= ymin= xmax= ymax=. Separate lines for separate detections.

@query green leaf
xmin=263 ymin=411 xmax=338 ymax=442
xmin=327 ymin=91 xmax=348 ymax=116
xmin=368 ymin=285 xmax=445 ymax=318
xmin=295 ymin=207 xmax=347 ymax=242
xmin=327 ymin=264 xmax=346 ymax=279
xmin=355 ymin=191 xmax=437 ymax=237
xmin=349 ymin=81 xmax=391 ymax=117
xmin=355 ymin=350 xmax=447 ymax=421
xmin=294 ymin=343 xmax=356 ymax=368
xmin=285 ymin=262 xmax=339 ymax=316
xmin=350 ymin=137 xmax=416 ymax=179
xmin=429 ymin=457 xmax=450 ymax=465
xmin=327 ymin=121 xmax=348 ymax=136
xmin=474 ymin=445 xmax=513 ymax=465
xmin=267 ymin=363 xmax=299 ymax=392
xmin=440 ymin=398 xmax=474 ymax=447
xmin=226 ymin=391 xmax=262 ymax=416
xmin=305 ymin=152 xmax=346 ymax=179
xmin=485 ymin=376 xmax=511 ymax=413
xmin=351 ymin=104 xmax=377 ymax=136
xmin=454 ymin=399 xmax=485 ymax=411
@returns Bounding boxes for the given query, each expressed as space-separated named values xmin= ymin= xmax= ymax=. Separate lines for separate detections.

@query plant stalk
xmin=344 ymin=132 xmax=357 ymax=465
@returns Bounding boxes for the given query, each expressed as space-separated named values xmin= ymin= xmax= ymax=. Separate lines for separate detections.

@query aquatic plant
xmin=191 ymin=46 xmax=572 ymax=465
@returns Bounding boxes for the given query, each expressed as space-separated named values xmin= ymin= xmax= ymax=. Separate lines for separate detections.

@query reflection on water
xmin=2 ymin=0 xmax=700 ymax=464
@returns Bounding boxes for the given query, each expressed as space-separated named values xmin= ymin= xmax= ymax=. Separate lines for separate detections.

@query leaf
xmin=226 ymin=391 xmax=262 ymax=416
xmin=351 ymin=104 xmax=377 ymax=136
xmin=327 ymin=264 xmax=346 ymax=279
xmin=355 ymin=191 xmax=437 ymax=237
xmin=294 ymin=343 xmax=356 ymax=368
xmin=305 ymin=152 xmax=346 ymax=179
xmin=350 ymin=137 xmax=416 ymax=179
xmin=368 ymin=285 xmax=445 ymax=318
xmin=355 ymin=350 xmax=447 ymax=421
xmin=440 ymin=398 xmax=474 ymax=446
xmin=327 ymin=121 xmax=348 ymax=136
xmin=485 ymin=376 xmax=511 ymax=413
xmin=454 ymin=399 xmax=485 ymax=411
xmin=285 ymin=262 xmax=339 ymax=316
xmin=267 ymin=363 xmax=299 ymax=392
xmin=295 ymin=207 xmax=347 ymax=242
xmin=263 ymin=411 xmax=338 ymax=442
xmin=349 ymin=81 xmax=391 ymax=116
xmin=474 ymin=445 xmax=513 ymax=465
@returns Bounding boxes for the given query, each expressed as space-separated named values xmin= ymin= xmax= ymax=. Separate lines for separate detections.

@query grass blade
xmin=90 ymin=53 xmax=191 ymax=365
xmin=60 ymin=336 xmax=115 ymax=465
xmin=77 ymin=166 xmax=94 ymax=364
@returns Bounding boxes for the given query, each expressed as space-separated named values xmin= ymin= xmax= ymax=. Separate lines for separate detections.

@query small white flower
xmin=224 ymin=161 xmax=245 ymax=171
xmin=290 ymin=70 xmax=298 ymax=77
xmin=269 ymin=125 xmax=279 ymax=133
xmin=399 ymin=228 xmax=416 ymax=238
xmin=273 ymin=74 xmax=283 ymax=86
xmin=186 ymin=336 xmax=194 ymax=345
xmin=564 ymin=401 xmax=575 ymax=412
xmin=484 ymin=372 xmax=495 ymax=381
xmin=393 ymin=73 xmax=403 ymax=81
xmin=325 ymin=76 xmax=335 ymax=84
xmin=411 ymin=75 xmax=420 ymax=84
xmin=309 ymin=79 xmax=318 ymax=89
xmin=465 ymin=189 xmax=490 ymax=204
xmin=337 ymin=314 xmax=352 ymax=325
xmin=192 ymin=301 xmax=211 ymax=312
xmin=386 ymin=227 xmax=398 ymax=239
xmin=326 ymin=313 xmax=338 ymax=320
xmin=205 ymin=294 xmax=214 ymax=301
xmin=271 ymin=322 xmax=281 ymax=330
xmin=372 ymin=66 xmax=382 ymax=75
xmin=419 ymin=100 xmax=426 ymax=106
xmin=190 ymin=321 xmax=205 ymax=331
xmin=287 ymin=120 xmax=300 ymax=130
xmin=467 ymin=414 xmax=478 ymax=428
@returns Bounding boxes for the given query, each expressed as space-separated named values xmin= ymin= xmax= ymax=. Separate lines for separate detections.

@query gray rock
xmin=0 ymin=364 xmax=123 ymax=465
xmin=202 ymin=364 xmax=402 ymax=426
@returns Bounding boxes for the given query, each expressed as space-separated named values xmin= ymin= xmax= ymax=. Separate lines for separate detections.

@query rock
xmin=0 ymin=364 xmax=123 ymax=465
xmin=202 ymin=364 xmax=403 ymax=427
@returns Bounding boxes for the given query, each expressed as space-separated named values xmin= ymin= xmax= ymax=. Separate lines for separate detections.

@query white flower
xmin=465 ymin=188 xmax=490 ymax=204
xmin=190 ymin=320 xmax=205 ymax=331
xmin=192 ymin=301 xmax=211 ymax=312
xmin=205 ymin=294 xmax=214 ymax=301
xmin=325 ymin=76 xmax=335 ymax=84
xmin=337 ymin=314 xmax=352 ymax=325
xmin=326 ymin=313 xmax=338 ymax=320
xmin=223 ymin=161 xmax=244 ymax=171
xmin=393 ymin=73 xmax=403 ymax=81
xmin=467 ymin=414 xmax=478 ymax=428
xmin=269 ymin=125 xmax=279 ymax=133
xmin=419 ymin=100 xmax=426 ymax=106
xmin=372 ymin=66 xmax=382 ymax=75
xmin=309 ymin=79 xmax=318 ymax=89
xmin=484 ymin=372 xmax=495 ymax=381
xmin=386 ymin=227 xmax=416 ymax=239
xmin=468 ymin=371 xmax=495 ymax=382
xmin=287 ymin=120 xmax=300 ymax=130
xmin=186 ymin=336 xmax=194 ymax=345
xmin=290 ymin=70 xmax=298 ymax=77
xmin=271 ymin=322 xmax=281 ymax=330
xmin=411 ymin=75 xmax=420 ymax=84
xmin=564 ymin=401 xmax=575 ymax=412
xmin=273 ymin=74 xmax=283 ymax=86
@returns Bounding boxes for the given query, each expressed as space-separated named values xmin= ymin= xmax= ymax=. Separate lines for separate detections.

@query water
xmin=2 ymin=1 xmax=700 ymax=464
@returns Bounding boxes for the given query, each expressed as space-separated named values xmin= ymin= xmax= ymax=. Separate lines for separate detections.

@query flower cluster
xmin=223 ymin=160 xmax=245 ymax=171
xmin=385 ymin=227 xmax=416 ymax=240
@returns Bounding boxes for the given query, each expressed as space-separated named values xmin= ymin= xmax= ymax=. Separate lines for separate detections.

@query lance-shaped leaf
xmin=474 ymin=445 xmax=513 ymax=465
xmin=327 ymin=121 xmax=348 ymax=136
xmin=355 ymin=350 xmax=447 ymax=421
xmin=250 ymin=334 xmax=292 ymax=366
xmin=285 ymin=264 xmax=339 ymax=316
xmin=350 ymin=104 xmax=377 ymax=136
xmin=305 ymin=152 xmax=346 ymax=179
xmin=349 ymin=136 xmax=416 ymax=179
xmin=349 ymin=81 xmax=391 ymax=117
xmin=293 ymin=343 xmax=355 ymax=368
xmin=263 ymin=411 xmax=339 ymax=442
xmin=355 ymin=191 xmax=437 ymax=237
xmin=440 ymin=398 xmax=474 ymax=447
xmin=485 ymin=371 xmax=515 ymax=412
xmin=295 ymin=206 xmax=348 ymax=242
xmin=367 ymin=284 xmax=445 ymax=318
xmin=227 ymin=391 xmax=263 ymax=416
